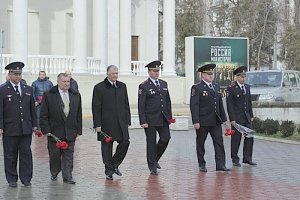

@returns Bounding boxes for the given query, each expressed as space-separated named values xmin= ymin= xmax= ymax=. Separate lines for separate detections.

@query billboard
xmin=193 ymin=36 xmax=248 ymax=86
xmin=185 ymin=36 xmax=249 ymax=102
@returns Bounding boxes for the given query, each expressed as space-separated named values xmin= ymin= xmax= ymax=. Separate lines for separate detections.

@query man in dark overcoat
xmin=226 ymin=66 xmax=256 ymax=167
xmin=138 ymin=60 xmax=172 ymax=176
xmin=40 ymin=73 xmax=82 ymax=184
xmin=190 ymin=63 xmax=230 ymax=172
xmin=0 ymin=62 xmax=37 ymax=187
xmin=92 ymin=65 xmax=131 ymax=180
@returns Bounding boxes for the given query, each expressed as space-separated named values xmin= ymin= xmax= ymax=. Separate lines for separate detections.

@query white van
xmin=246 ymin=70 xmax=300 ymax=102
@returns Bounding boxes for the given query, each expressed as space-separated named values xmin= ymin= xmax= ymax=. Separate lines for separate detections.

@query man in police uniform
xmin=138 ymin=60 xmax=172 ymax=175
xmin=190 ymin=63 xmax=230 ymax=172
xmin=226 ymin=66 xmax=256 ymax=167
xmin=0 ymin=62 xmax=37 ymax=187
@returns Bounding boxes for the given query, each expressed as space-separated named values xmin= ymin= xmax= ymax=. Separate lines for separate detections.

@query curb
xmin=255 ymin=135 xmax=300 ymax=145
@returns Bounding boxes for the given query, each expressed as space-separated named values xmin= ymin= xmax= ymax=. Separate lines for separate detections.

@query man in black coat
xmin=226 ymin=66 xmax=256 ymax=167
xmin=0 ymin=62 xmax=37 ymax=187
xmin=190 ymin=63 xmax=230 ymax=172
xmin=138 ymin=61 xmax=172 ymax=176
xmin=40 ymin=73 xmax=82 ymax=184
xmin=92 ymin=65 xmax=131 ymax=180
xmin=65 ymin=70 xmax=79 ymax=93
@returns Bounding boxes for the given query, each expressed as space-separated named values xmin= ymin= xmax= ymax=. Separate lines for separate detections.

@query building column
xmin=13 ymin=0 xmax=28 ymax=71
xmin=162 ymin=0 xmax=176 ymax=76
xmin=73 ymin=0 xmax=88 ymax=74
xmin=93 ymin=0 xmax=107 ymax=74
xmin=119 ymin=0 xmax=132 ymax=75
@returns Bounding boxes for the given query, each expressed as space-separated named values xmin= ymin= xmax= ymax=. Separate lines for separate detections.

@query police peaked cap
xmin=145 ymin=60 xmax=161 ymax=70
xmin=197 ymin=63 xmax=216 ymax=72
xmin=5 ymin=62 xmax=25 ymax=72
xmin=233 ymin=66 xmax=247 ymax=76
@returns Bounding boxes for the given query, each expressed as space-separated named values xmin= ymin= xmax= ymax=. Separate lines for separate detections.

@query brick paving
xmin=0 ymin=118 xmax=299 ymax=200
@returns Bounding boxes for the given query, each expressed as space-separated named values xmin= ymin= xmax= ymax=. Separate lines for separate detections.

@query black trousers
xmin=36 ymin=105 xmax=41 ymax=129
xmin=231 ymin=122 xmax=254 ymax=163
xmin=144 ymin=125 xmax=170 ymax=171
xmin=101 ymin=140 xmax=130 ymax=176
xmin=47 ymin=139 xmax=75 ymax=181
xmin=196 ymin=125 xmax=226 ymax=169
xmin=3 ymin=134 xmax=33 ymax=184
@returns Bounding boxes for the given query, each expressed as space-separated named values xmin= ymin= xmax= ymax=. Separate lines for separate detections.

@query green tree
xmin=280 ymin=26 xmax=300 ymax=70
xmin=175 ymin=0 xmax=205 ymax=74
xmin=208 ymin=0 xmax=277 ymax=69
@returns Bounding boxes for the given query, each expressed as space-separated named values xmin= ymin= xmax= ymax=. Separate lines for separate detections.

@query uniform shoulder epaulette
xmin=141 ymin=80 xmax=148 ymax=85
xmin=228 ymin=82 xmax=236 ymax=87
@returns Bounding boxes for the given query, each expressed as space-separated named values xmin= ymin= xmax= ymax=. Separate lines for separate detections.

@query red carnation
xmin=99 ymin=131 xmax=113 ymax=143
xmin=59 ymin=141 xmax=69 ymax=149
xmin=105 ymin=136 xmax=113 ymax=143
xmin=225 ymin=128 xmax=235 ymax=136
xmin=56 ymin=142 xmax=62 ymax=148
xmin=35 ymin=130 xmax=43 ymax=137
xmin=169 ymin=118 xmax=176 ymax=124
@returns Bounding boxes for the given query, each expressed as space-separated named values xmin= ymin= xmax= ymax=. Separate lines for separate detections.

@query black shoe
xmin=243 ymin=161 xmax=257 ymax=166
xmin=216 ymin=167 xmax=231 ymax=172
xmin=156 ymin=163 xmax=161 ymax=169
xmin=9 ymin=182 xmax=17 ymax=188
xmin=106 ymin=175 xmax=113 ymax=180
xmin=150 ymin=170 xmax=158 ymax=175
xmin=233 ymin=162 xmax=241 ymax=167
xmin=23 ymin=182 xmax=31 ymax=187
xmin=51 ymin=175 xmax=57 ymax=181
xmin=199 ymin=166 xmax=207 ymax=172
xmin=63 ymin=179 xmax=76 ymax=184
xmin=114 ymin=168 xmax=122 ymax=176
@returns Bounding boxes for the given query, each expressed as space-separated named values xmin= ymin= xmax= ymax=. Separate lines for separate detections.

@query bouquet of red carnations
xmin=48 ymin=133 xmax=69 ymax=149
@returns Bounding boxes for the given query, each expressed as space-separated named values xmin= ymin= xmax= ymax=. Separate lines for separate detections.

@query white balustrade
xmin=1 ymin=54 xmax=13 ymax=74
xmin=87 ymin=57 xmax=101 ymax=75
xmin=28 ymin=55 xmax=75 ymax=74
xmin=131 ymin=61 xmax=163 ymax=76
xmin=1 ymin=54 xmax=162 ymax=76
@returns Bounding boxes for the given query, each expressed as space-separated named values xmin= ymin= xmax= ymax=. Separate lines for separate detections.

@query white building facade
xmin=0 ymin=0 xmax=184 ymax=110
xmin=0 ymin=0 xmax=176 ymax=76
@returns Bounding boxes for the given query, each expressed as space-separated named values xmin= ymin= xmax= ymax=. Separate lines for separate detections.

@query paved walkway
xmin=0 ymin=119 xmax=299 ymax=200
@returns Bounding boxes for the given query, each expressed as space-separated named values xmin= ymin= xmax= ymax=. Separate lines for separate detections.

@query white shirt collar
xmin=236 ymin=81 xmax=244 ymax=88
xmin=202 ymin=79 xmax=212 ymax=87
xmin=107 ymin=78 xmax=116 ymax=86
xmin=58 ymin=88 xmax=69 ymax=101
xmin=149 ymin=77 xmax=159 ymax=85
xmin=10 ymin=81 xmax=20 ymax=88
